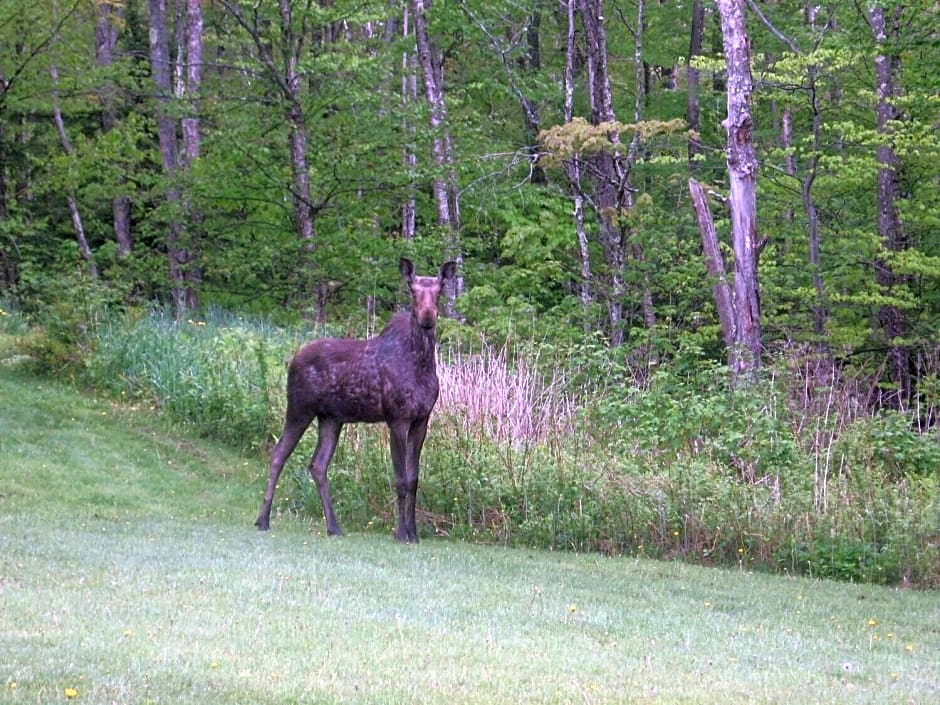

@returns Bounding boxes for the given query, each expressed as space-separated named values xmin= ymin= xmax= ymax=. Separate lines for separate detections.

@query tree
xmin=178 ymin=0 xmax=203 ymax=309
xmin=689 ymin=0 xmax=762 ymax=377
xmin=867 ymin=2 xmax=909 ymax=408
xmin=717 ymin=0 xmax=762 ymax=375
xmin=686 ymin=0 xmax=705 ymax=168
xmin=0 ymin=1 xmax=84 ymax=294
xmin=148 ymin=0 xmax=189 ymax=318
xmin=50 ymin=58 xmax=97 ymax=278
xmin=95 ymin=0 xmax=132 ymax=257
xmin=746 ymin=0 xmax=833 ymax=343
xmin=412 ymin=1 xmax=460 ymax=258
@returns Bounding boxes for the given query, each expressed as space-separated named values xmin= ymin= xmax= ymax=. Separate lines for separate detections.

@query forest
xmin=0 ymin=1 xmax=937 ymax=585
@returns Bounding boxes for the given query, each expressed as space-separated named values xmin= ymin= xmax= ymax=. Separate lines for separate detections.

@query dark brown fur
xmin=255 ymin=258 xmax=457 ymax=542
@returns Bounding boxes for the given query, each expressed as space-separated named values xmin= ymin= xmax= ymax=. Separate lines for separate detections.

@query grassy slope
xmin=0 ymin=366 xmax=937 ymax=705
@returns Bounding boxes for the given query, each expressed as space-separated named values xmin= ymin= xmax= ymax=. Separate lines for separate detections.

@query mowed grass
xmin=0 ymin=368 xmax=937 ymax=704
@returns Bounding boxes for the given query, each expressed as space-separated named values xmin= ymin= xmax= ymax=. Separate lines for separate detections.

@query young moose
xmin=255 ymin=258 xmax=457 ymax=542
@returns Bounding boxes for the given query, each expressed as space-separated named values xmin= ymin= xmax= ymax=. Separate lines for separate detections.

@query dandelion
xmin=905 ymin=644 xmax=915 ymax=653
xmin=867 ymin=618 xmax=877 ymax=627
xmin=568 ymin=603 xmax=578 ymax=614
xmin=64 ymin=687 xmax=79 ymax=699
xmin=123 ymin=629 xmax=133 ymax=637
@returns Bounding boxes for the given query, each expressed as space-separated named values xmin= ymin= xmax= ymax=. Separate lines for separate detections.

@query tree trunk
xmin=522 ymin=12 xmax=545 ymax=184
xmin=95 ymin=1 xmax=132 ymax=257
xmin=686 ymin=0 xmax=704 ymax=168
xmin=801 ymin=71 xmax=826 ymax=341
xmin=629 ymin=0 xmax=655 ymax=332
xmin=278 ymin=0 xmax=316 ymax=248
xmin=148 ymin=0 xmax=187 ymax=319
xmin=579 ymin=0 xmax=627 ymax=345
xmin=689 ymin=178 xmax=735 ymax=349
xmin=413 ymin=0 xmax=462 ymax=300
xmin=219 ymin=0 xmax=322 ymax=315
xmin=413 ymin=1 xmax=457 ymax=231
xmin=747 ymin=0 xmax=829 ymax=344
xmin=459 ymin=2 xmax=544 ymax=184
xmin=400 ymin=3 xmax=417 ymax=240
xmin=562 ymin=0 xmax=592 ymax=323
xmin=179 ymin=0 xmax=203 ymax=310
xmin=717 ymin=0 xmax=762 ymax=376
xmin=50 ymin=63 xmax=97 ymax=278
xmin=0 ymin=122 xmax=11 ymax=294
xmin=868 ymin=4 xmax=909 ymax=409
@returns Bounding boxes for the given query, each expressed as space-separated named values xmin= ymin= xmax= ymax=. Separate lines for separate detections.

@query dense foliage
xmin=0 ymin=1 xmax=936 ymax=584
xmin=2 ymin=304 xmax=936 ymax=586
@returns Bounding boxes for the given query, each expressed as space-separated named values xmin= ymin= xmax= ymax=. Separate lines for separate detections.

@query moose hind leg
xmin=309 ymin=418 xmax=344 ymax=536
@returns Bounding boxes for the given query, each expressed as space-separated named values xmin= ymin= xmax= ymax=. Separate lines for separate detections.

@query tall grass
xmin=9 ymin=305 xmax=939 ymax=587
xmin=82 ymin=309 xmax=319 ymax=451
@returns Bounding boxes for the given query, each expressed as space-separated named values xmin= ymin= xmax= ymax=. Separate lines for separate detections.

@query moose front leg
xmin=388 ymin=420 xmax=418 ymax=543
xmin=404 ymin=416 xmax=430 ymax=541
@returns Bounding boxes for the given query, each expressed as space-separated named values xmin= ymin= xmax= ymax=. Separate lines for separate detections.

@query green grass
xmin=0 ymin=367 xmax=938 ymax=704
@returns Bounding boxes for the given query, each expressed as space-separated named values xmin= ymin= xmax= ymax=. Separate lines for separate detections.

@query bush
xmin=14 ymin=271 xmax=125 ymax=377
xmin=14 ymin=305 xmax=939 ymax=587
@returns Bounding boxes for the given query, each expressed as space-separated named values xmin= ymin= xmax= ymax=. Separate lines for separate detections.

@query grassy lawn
xmin=0 ymin=366 xmax=937 ymax=704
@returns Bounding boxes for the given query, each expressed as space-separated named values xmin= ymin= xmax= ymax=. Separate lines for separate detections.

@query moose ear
xmin=399 ymin=258 xmax=415 ymax=282
xmin=439 ymin=261 xmax=457 ymax=284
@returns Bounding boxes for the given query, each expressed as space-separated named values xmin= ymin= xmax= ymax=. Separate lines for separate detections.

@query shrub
xmin=16 ymin=305 xmax=939 ymax=587
xmin=14 ymin=271 xmax=125 ymax=377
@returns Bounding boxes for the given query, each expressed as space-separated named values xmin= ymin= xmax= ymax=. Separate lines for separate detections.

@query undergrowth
xmin=3 ymin=299 xmax=937 ymax=587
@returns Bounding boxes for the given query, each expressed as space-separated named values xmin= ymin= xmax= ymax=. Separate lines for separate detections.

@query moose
xmin=255 ymin=258 xmax=457 ymax=543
